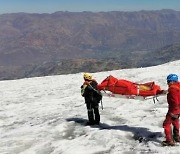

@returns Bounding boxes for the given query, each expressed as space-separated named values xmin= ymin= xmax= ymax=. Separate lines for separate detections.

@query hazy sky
xmin=0 ymin=0 xmax=180 ymax=14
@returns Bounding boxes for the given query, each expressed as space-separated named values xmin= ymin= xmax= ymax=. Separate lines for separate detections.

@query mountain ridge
xmin=0 ymin=10 xmax=180 ymax=80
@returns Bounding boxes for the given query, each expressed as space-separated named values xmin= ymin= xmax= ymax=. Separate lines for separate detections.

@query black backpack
xmin=94 ymin=91 xmax=102 ymax=102
xmin=89 ymin=81 xmax=103 ymax=103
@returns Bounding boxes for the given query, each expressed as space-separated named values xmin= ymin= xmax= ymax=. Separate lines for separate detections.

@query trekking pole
xmin=100 ymin=100 xmax=103 ymax=110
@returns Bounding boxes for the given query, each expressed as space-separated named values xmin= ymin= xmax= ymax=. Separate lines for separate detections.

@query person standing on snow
xmin=81 ymin=73 xmax=101 ymax=125
xmin=162 ymin=74 xmax=180 ymax=146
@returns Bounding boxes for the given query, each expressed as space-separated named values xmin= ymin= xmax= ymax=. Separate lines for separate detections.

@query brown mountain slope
xmin=0 ymin=10 xmax=180 ymax=66
xmin=0 ymin=10 xmax=180 ymax=80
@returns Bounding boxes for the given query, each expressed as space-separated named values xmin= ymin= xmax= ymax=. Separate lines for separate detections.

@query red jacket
xmin=167 ymin=82 xmax=180 ymax=115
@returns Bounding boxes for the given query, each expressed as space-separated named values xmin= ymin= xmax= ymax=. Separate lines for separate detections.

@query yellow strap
xmin=139 ymin=85 xmax=151 ymax=91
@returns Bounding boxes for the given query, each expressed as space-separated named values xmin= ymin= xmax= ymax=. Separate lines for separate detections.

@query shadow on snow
xmin=66 ymin=117 xmax=163 ymax=143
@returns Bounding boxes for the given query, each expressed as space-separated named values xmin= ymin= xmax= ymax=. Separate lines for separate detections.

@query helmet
xmin=167 ymin=74 xmax=178 ymax=82
xmin=83 ymin=72 xmax=92 ymax=80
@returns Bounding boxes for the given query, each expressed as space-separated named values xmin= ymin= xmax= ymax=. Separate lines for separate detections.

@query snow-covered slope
xmin=0 ymin=60 xmax=180 ymax=154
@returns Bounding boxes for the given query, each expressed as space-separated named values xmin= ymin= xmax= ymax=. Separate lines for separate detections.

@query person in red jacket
xmin=81 ymin=73 xmax=101 ymax=125
xmin=162 ymin=74 xmax=180 ymax=146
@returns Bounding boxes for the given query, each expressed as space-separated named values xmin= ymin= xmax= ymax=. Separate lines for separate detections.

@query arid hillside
xmin=0 ymin=10 xmax=180 ymax=79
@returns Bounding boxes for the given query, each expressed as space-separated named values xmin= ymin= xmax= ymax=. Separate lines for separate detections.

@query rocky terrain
xmin=0 ymin=10 xmax=180 ymax=80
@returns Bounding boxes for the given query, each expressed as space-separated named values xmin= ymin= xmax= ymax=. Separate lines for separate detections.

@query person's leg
xmin=172 ymin=118 xmax=180 ymax=142
xmin=94 ymin=105 xmax=100 ymax=124
xmin=163 ymin=114 xmax=173 ymax=142
xmin=86 ymin=102 xmax=94 ymax=125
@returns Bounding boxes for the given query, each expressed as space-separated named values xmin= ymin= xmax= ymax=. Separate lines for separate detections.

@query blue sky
xmin=0 ymin=0 xmax=180 ymax=14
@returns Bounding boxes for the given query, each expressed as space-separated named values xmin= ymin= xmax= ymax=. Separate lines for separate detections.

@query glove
xmin=162 ymin=90 xmax=168 ymax=94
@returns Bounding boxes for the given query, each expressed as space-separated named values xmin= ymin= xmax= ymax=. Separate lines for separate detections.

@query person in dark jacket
xmin=81 ymin=73 xmax=101 ymax=125
xmin=162 ymin=74 xmax=180 ymax=146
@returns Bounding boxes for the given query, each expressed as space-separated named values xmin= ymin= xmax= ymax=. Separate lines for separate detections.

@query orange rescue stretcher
xmin=97 ymin=75 xmax=165 ymax=101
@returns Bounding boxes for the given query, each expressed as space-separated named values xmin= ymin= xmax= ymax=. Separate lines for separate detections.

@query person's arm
xmin=168 ymin=88 xmax=178 ymax=104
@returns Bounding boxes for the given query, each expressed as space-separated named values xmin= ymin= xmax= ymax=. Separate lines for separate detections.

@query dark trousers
xmin=86 ymin=102 xmax=100 ymax=124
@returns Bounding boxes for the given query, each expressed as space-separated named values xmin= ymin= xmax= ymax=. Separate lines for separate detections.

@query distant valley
xmin=0 ymin=10 xmax=180 ymax=80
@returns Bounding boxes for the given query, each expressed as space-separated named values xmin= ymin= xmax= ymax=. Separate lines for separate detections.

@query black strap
xmin=89 ymin=84 xmax=102 ymax=96
xmin=89 ymin=84 xmax=104 ymax=110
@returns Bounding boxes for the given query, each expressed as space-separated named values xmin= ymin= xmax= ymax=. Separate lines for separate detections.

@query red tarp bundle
xmin=98 ymin=75 xmax=163 ymax=97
